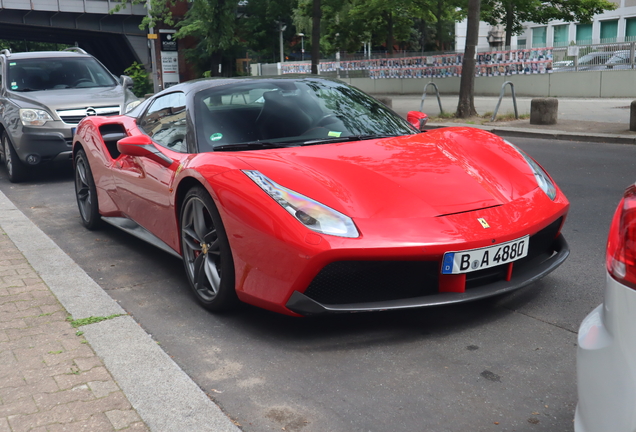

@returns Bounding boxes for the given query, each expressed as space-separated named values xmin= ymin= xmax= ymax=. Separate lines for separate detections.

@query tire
xmin=74 ymin=149 xmax=101 ymax=230
xmin=180 ymin=186 xmax=237 ymax=311
xmin=2 ymin=132 xmax=28 ymax=183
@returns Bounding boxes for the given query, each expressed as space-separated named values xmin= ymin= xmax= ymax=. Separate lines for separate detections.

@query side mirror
xmin=121 ymin=75 xmax=134 ymax=89
xmin=117 ymin=135 xmax=174 ymax=167
xmin=407 ymin=111 xmax=428 ymax=131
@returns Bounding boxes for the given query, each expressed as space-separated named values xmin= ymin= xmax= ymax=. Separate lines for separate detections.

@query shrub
xmin=123 ymin=62 xmax=154 ymax=97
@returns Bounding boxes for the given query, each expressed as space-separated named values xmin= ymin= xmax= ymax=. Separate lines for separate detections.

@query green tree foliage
xmin=124 ymin=61 xmax=154 ymax=97
xmin=175 ymin=0 xmax=240 ymax=75
xmin=0 ymin=40 xmax=71 ymax=52
xmin=294 ymin=0 xmax=463 ymax=56
xmin=241 ymin=0 xmax=298 ymax=62
xmin=481 ymin=0 xmax=617 ymax=46
xmin=113 ymin=0 xmax=298 ymax=75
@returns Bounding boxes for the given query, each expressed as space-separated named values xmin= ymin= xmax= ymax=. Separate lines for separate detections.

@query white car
xmin=575 ymin=183 xmax=636 ymax=431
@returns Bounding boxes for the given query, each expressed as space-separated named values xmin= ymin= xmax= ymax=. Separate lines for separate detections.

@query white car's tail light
xmin=606 ymin=183 xmax=636 ymax=289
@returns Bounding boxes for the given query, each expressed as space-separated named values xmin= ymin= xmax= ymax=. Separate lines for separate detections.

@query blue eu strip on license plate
xmin=441 ymin=236 xmax=530 ymax=275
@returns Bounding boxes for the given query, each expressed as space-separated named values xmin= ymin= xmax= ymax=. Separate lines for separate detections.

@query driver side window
xmin=139 ymin=92 xmax=187 ymax=152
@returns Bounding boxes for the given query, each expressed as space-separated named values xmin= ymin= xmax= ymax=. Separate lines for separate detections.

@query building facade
xmin=456 ymin=0 xmax=636 ymax=50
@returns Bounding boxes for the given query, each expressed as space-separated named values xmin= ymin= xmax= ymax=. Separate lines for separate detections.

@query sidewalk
xmin=0 ymin=192 xmax=240 ymax=432
xmin=0 ymin=227 xmax=148 ymax=432
xmin=387 ymin=94 xmax=636 ymax=144
xmin=0 ymin=95 xmax=633 ymax=432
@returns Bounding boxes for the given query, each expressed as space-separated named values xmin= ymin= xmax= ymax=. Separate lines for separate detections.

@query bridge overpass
xmin=0 ymin=0 xmax=149 ymax=76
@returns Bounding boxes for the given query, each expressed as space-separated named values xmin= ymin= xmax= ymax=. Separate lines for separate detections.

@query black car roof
xmin=152 ymin=75 xmax=339 ymax=98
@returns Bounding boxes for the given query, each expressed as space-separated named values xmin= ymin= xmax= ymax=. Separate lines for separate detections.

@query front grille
xmin=57 ymin=106 xmax=120 ymax=125
xmin=60 ymin=115 xmax=85 ymax=124
xmin=304 ymin=261 xmax=439 ymax=304
xmin=304 ymin=217 xmax=564 ymax=305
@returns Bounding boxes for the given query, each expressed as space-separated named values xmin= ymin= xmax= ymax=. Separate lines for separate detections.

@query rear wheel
xmin=74 ymin=149 xmax=101 ymax=230
xmin=180 ymin=186 xmax=237 ymax=311
xmin=2 ymin=132 xmax=28 ymax=183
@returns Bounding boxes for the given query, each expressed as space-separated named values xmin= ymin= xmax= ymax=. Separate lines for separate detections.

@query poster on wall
xmin=160 ymin=30 xmax=179 ymax=88
xmin=280 ymin=48 xmax=553 ymax=78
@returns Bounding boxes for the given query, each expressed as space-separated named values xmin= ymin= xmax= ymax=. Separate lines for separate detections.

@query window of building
xmin=600 ymin=20 xmax=618 ymax=42
xmin=626 ymin=17 xmax=636 ymax=41
xmin=576 ymin=23 xmax=593 ymax=44
xmin=553 ymin=25 xmax=569 ymax=46
xmin=532 ymin=27 xmax=547 ymax=47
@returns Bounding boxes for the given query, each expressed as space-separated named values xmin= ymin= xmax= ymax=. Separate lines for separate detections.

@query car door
xmin=113 ymin=91 xmax=189 ymax=251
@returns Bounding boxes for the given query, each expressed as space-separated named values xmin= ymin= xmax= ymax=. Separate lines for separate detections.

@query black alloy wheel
xmin=74 ymin=149 xmax=101 ymax=230
xmin=180 ymin=186 xmax=237 ymax=311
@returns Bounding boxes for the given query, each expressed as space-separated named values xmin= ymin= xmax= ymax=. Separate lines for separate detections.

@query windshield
xmin=8 ymin=57 xmax=118 ymax=91
xmin=194 ymin=79 xmax=417 ymax=151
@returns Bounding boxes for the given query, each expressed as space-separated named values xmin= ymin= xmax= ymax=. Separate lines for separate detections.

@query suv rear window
xmin=8 ymin=57 xmax=117 ymax=91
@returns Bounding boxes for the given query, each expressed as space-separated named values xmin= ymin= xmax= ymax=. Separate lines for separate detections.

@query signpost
xmin=159 ymin=29 xmax=179 ymax=89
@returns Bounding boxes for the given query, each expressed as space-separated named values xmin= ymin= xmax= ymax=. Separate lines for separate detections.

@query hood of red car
xmin=237 ymin=128 xmax=539 ymax=219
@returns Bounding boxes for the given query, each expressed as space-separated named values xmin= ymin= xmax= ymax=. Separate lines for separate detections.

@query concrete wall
xmin=336 ymin=70 xmax=636 ymax=98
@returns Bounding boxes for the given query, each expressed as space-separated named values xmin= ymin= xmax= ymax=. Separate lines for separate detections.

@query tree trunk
xmin=436 ymin=0 xmax=443 ymax=50
xmin=386 ymin=12 xmax=394 ymax=54
xmin=456 ymin=0 xmax=481 ymax=118
xmin=505 ymin=1 xmax=514 ymax=48
xmin=311 ymin=0 xmax=321 ymax=75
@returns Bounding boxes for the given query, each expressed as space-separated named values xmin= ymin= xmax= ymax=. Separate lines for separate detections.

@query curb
xmin=425 ymin=123 xmax=636 ymax=145
xmin=0 ymin=190 xmax=240 ymax=432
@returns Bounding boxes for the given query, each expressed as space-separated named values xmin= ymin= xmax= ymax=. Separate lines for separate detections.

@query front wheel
xmin=74 ymin=149 xmax=101 ymax=230
xmin=180 ymin=186 xmax=237 ymax=311
xmin=2 ymin=132 xmax=28 ymax=183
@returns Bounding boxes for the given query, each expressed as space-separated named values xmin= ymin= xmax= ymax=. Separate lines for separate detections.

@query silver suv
xmin=0 ymin=48 xmax=141 ymax=182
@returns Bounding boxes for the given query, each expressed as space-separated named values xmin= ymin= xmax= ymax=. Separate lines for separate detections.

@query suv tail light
xmin=606 ymin=183 xmax=636 ymax=289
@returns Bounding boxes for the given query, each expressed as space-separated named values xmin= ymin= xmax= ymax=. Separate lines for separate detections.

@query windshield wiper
xmin=300 ymin=134 xmax=399 ymax=146
xmin=213 ymin=141 xmax=290 ymax=151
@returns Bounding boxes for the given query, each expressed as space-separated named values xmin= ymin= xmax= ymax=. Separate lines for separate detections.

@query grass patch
xmin=488 ymin=112 xmax=530 ymax=121
xmin=67 ymin=314 xmax=124 ymax=328
xmin=48 ymin=350 xmax=63 ymax=354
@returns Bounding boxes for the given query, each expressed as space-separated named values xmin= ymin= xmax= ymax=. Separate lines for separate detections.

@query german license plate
xmin=441 ymin=236 xmax=529 ymax=275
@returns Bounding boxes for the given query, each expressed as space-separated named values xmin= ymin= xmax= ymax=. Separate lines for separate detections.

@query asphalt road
xmin=1 ymin=137 xmax=634 ymax=432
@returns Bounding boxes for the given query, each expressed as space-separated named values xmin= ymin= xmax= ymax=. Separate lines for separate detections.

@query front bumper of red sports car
xmin=286 ymin=230 xmax=568 ymax=315
xmin=225 ymin=180 xmax=569 ymax=316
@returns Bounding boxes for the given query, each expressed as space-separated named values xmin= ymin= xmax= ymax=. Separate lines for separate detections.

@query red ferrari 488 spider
xmin=73 ymin=77 xmax=569 ymax=316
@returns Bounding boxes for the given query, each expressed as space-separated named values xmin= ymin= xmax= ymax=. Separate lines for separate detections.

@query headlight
xmin=19 ymin=109 xmax=53 ymax=126
xmin=125 ymin=100 xmax=142 ymax=113
xmin=244 ymin=170 xmax=359 ymax=238
xmin=505 ymin=140 xmax=556 ymax=200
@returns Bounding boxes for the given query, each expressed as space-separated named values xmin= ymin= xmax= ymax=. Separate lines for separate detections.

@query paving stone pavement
xmin=0 ymin=228 xmax=149 ymax=432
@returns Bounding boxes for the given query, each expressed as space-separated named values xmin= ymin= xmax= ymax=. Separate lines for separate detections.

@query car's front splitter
xmin=286 ymin=234 xmax=569 ymax=316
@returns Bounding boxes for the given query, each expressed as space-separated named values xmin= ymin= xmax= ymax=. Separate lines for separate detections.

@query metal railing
xmin=491 ymin=82 xmax=518 ymax=122
xmin=419 ymin=82 xmax=444 ymax=115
